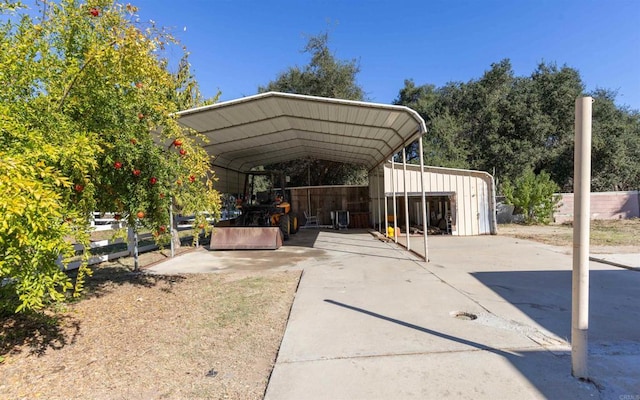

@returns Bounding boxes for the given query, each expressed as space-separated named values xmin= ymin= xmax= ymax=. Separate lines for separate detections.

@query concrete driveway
xmin=149 ymin=229 xmax=640 ymax=399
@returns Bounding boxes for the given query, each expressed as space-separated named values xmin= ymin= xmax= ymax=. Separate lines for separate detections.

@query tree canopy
xmin=395 ymin=60 xmax=640 ymax=192
xmin=258 ymin=32 xmax=368 ymax=187
xmin=0 ymin=0 xmax=219 ymax=312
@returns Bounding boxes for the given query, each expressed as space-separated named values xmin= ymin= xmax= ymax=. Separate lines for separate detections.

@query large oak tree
xmin=258 ymin=32 xmax=368 ymax=187
xmin=395 ymin=60 xmax=640 ymax=192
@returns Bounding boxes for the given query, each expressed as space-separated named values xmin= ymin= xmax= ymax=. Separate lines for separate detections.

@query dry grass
xmin=499 ymin=219 xmax=640 ymax=251
xmin=0 ymin=254 xmax=301 ymax=400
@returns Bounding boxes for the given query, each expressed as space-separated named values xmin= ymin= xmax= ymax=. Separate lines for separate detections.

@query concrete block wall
xmin=554 ymin=191 xmax=640 ymax=223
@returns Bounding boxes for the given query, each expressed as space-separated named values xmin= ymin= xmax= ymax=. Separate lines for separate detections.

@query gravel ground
xmin=0 ymin=249 xmax=301 ymax=400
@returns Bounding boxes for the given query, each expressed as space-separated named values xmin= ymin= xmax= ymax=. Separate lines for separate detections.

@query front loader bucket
xmin=209 ymin=227 xmax=283 ymax=250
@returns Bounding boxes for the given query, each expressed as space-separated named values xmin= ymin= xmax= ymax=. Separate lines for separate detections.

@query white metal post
xmin=376 ymin=169 xmax=382 ymax=233
xmin=572 ymin=96 xmax=592 ymax=379
xmin=402 ymin=148 xmax=410 ymax=251
xmin=391 ymin=159 xmax=398 ymax=243
xmin=418 ymin=137 xmax=429 ymax=261
xmin=170 ymin=197 xmax=175 ymax=258
xmin=383 ymin=167 xmax=389 ymax=236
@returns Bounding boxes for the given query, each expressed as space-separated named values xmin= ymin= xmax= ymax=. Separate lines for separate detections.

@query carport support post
xmin=383 ymin=168 xmax=389 ymax=236
xmin=376 ymin=168 xmax=382 ymax=233
xmin=572 ymin=96 xmax=592 ymax=379
xmin=418 ymin=136 xmax=429 ymax=261
xmin=391 ymin=159 xmax=398 ymax=242
xmin=402 ymin=148 xmax=411 ymax=250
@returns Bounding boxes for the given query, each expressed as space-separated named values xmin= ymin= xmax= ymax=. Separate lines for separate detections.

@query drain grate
xmin=450 ymin=311 xmax=478 ymax=321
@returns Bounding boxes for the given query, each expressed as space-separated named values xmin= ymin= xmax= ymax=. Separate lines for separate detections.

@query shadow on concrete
xmin=284 ymin=228 xmax=321 ymax=248
xmin=471 ymin=269 xmax=640 ymax=398
xmin=323 ymin=299 xmax=598 ymax=399
xmin=324 ymin=299 xmax=513 ymax=356
xmin=471 ymin=269 xmax=640 ymax=343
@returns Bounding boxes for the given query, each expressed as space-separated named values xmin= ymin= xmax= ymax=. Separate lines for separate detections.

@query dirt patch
xmin=498 ymin=219 xmax=640 ymax=253
xmin=0 ymin=252 xmax=301 ymax=400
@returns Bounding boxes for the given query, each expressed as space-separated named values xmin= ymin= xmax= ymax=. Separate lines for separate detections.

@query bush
xmin=501 ymin=169 xmax=560 ymax=224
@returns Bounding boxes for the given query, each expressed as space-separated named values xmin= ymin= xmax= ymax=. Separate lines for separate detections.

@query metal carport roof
xmin=175 ymin=91 xmax=430 ymax=261
xmin=175 ymin=92 xmax=427 ymax=173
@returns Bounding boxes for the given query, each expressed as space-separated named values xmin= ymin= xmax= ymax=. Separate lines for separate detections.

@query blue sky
xmin=14 ymin=0 xmax=640 ymax=110
xmin=129 ymin=0 xmax=639 ymax=111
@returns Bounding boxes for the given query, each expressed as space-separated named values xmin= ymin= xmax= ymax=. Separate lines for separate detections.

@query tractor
xmin=235 ymin=171 xmax=299 ymax=240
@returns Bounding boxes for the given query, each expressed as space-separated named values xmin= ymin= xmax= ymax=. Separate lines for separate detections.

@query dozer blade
xmin=209 ymin=227 xmax=283 ymax=250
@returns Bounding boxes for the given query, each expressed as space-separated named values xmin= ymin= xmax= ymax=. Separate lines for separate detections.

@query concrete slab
xmin=145 ymin=229 xmax=639 ymax=399
xmin=267 ymin=350 xmax=599 ymax=400
xmin=146 ymin=230 xmax=329 ymax=274
xmin=264 ymin=231 xmax=640 ymax=400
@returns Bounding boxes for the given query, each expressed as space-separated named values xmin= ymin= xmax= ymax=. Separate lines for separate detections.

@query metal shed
xmin=369 ymin=164 xmax=498 ymax=236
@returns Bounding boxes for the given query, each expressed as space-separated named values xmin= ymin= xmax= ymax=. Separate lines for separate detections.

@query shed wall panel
xmin=378 ymin=164 xmax=495 ymax=236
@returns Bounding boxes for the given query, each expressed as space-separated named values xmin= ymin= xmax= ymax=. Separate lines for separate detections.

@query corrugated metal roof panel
xmin=176 ymin=92 xmax=426 ymax=173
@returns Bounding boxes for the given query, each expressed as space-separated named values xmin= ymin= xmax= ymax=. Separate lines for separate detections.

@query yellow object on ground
xmin=387 ymin=226 xmax=394 ymax=238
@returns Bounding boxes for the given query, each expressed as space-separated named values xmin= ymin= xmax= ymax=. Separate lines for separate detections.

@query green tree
xmin=258 ymin=32 xmax=367 ymax=186
xmin=529 ymin=63 xmax=585 ymax=191
xmin=395 ymin=60 xmax=640 ymax=193
xmin=501 ymin=169 xmax=560 ymax=224
xmin=259 ymin=32 xmax=364 ymax=100
xmin=0 ymin=0 xmax=219 ymax=312
xmin=395 ymin=79 xmax=470 ymax=168
xmin=590 ymin=88 xmax=640 ymax=191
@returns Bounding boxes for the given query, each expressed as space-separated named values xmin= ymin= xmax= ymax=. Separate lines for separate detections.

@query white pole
xmin=308 ymin=165 xmax=311 ymax=215
xmin=170 ymin=197 xmax=175 ymax=258
xmin=418 ymin=137 xmax=429 ymax=261
xmin=376 ymin=168 xmax=382 ymax=233
xmin=572 ymin=96 xmax=592 ymax=379
xmin=402 ymin=147 xmax=411 ymax=251
xmin=391 ymin=159 xmax=398 ymax=243
xmin=384 ymin=166 xmax=389 ymax=236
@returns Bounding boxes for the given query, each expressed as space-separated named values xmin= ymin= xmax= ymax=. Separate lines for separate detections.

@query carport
xmin=175 ymin=91 xmax=430 ymax=260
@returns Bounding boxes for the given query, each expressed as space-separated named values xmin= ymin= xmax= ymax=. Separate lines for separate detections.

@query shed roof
xmin=175 ymin=92 xmax=426 ymax=173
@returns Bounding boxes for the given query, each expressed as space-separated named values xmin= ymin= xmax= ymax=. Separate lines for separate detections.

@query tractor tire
xmin=279 ymin=214 xmax=290 ymax=240
xmin=289 ymin=213 xmax=299 ymax=234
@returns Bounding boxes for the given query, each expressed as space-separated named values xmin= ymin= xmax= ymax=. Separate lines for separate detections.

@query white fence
xmin=65 ymin=213 xmax=206 ymax=270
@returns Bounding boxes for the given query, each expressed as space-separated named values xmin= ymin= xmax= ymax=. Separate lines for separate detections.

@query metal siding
xmin=410 ymin=167 xmax=419 ymax=192
xmin=458 ymin=175 xmax=470 ymax=236
xmin=453 ymin=174 xmax=463 ymax=235
xmin=476 ymin=177 xmax=485 ymax=234
xmin=478 ymin=179 xmax=491 ymax=235
xmin=380 ymin=163 xmax=496 ymax=236
xmin=429 ymin=172 xmax=438 ymax=191
xmin=467 ymin=176 xmax=477 ymax=235
xmin=395 ymin=167 xmax=403 ymax=192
